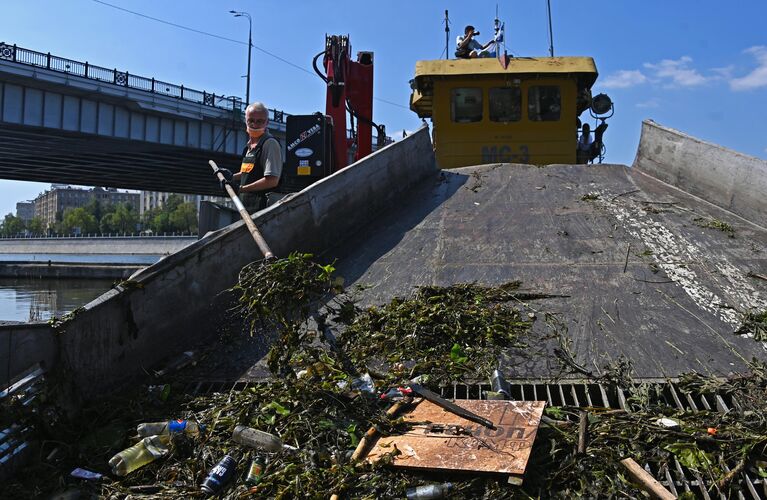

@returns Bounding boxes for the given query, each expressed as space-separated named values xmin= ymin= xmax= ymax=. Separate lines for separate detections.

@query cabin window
xmin=451 ymin=88 xmax=483 ymax=123
xmin=528 ymin=86 xmax=561 ymax=121
xmin=489 ymin=87 xmax=522 ymax=122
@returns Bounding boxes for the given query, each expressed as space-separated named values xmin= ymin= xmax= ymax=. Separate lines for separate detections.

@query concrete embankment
xmin=0 ymin=126 xmax=437 ymax=405
xmin=0 ymin=236 xmax=190 ymax=277
xmin=0 ymin=262 xmax=143 ymax=279
xmin=0 ymin=236 xmax=196 ymax=255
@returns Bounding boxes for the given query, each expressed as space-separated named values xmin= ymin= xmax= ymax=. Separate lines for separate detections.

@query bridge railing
xmin=0 ymin=42 xmax=288 ymax=123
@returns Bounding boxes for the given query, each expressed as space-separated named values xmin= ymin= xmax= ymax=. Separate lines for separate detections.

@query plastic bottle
xmin=231 ymin=425 xmax=297 ymax=452
xmin=406 ymin=483 xmax=454 ymax=500
xmin=137 ymin=419 xmax=204 ymax=438
xmin=109 ymin=435 xmax=170 ymax=476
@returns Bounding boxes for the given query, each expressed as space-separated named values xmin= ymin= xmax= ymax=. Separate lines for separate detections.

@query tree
xmin=85 ymin=198 xmax=104 ymax=222
xmin=169 ymin=202 xmax=198 ymax=233
xmin=100 ymin=203 xmax=139 ymax=233
xmin=164 ymin=194 xmax=183 ymax=213
xmin=0 ymin=213 xmax=25 ymax=236
xmin=150 ymin=211 xmax=172 ymax=234
xmin=61 ymin=207 xmax=98 ymax=234
xmin=27 ymin=217 xmax=44 ymax=235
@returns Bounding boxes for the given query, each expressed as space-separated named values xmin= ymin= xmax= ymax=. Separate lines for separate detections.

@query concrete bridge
xmin=0 ymin=42 xmax=288 ymax=196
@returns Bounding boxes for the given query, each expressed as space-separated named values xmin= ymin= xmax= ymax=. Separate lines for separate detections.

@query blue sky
xmin=1 ymin=0 xmax=766 ymax=217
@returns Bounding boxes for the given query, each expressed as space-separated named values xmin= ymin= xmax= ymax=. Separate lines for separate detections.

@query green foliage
xmin=143 ymin=195 xmax=197 ymax=234
xmin=61 ymin=207 xmax=98 ymax=234
xmin=694 ymin=217 xmax=735 ymax=237
xmin=230 ymin=253 xmax=336 ymax=375
xmin=100 ymin=202 xmax=139 ymax=233
xmin=664 ymin=442 xmax=713 ymax=470
xmin=736 ymin=310 xmax=767 ymax=341
xmin=168 ymin=202 xmax=197 ymax=233
xmin=0 ymin=213 xmax=25 ymax=236
xmin=27 ymin=217 xmax=44 ymax=235
xmin=338 ymin=282 xmax=533 ymax=385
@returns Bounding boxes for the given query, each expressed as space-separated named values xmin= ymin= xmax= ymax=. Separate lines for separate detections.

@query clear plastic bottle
xmin=137 ymin=419 xmax=204 ymax=438
xmin=231 ymin=425 xmax=297 ymax=452
xmin=406 ymin=483 xmax=454 ymax=500
xmin=109 ymin=434 xmax=170 ymax=476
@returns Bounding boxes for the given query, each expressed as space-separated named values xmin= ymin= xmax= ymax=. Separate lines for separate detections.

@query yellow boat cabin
xmin=410 ymin=56 xmax=608 ymax=168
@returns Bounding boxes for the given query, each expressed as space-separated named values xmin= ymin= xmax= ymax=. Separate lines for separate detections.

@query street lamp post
xmin=230 ymin=10 xmax=252 ymax=106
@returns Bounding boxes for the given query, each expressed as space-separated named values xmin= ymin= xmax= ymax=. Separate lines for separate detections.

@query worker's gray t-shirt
xmin=262 ymin=138 xmax=283 ymax=179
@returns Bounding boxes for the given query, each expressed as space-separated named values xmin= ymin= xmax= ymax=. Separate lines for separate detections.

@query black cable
xmin=346 ymin=97 xmax=386 ymax=140
xmin=312 ymin=50 xmax=328 ymax=83
xmin=92 ymin=0 xmax=313 ymax=76
xmin=92 ymin=0 xmax=409 ymax=111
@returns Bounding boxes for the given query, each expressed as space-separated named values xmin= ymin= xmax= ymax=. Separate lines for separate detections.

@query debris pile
xmin=4 ymin=253 xmax=767 ymax=498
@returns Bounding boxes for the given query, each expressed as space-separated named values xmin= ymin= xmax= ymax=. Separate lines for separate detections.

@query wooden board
xmin=367 ymin=399 xmax=545 ymax=475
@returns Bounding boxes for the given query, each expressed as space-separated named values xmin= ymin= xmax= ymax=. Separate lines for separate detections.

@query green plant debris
xmin=48 ymin=306 xmax=86 ymax=331
xmin=694 ymin=217 xmax=735 ymax=237
xmin=736 ymin=310 xmax=767 ymax=342
xmin=580 ymin=192 xmax=600 ymax=201
xmin=230 ymin=252 xmax=338 ymax=375
xmin=6 ymin=256 xmax=767 ymax=498
xmin=337 ymin=282 xmax=534 ymax=386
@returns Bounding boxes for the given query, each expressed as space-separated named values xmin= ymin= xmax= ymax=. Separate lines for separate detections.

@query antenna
xmin=546 ymin=0 xmax=555 ymax=57
xmin=444 ymin=10 xmax=450 ymax=59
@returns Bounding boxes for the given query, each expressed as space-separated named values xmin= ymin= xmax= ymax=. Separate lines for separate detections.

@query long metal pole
xmin=444 ymin=10 xmax=450 ymax=59
xmin=209 ymin=160 xmax=274 ymax=259
xmin=246 ymin=15 xmax=252 ymax=105
xmin=547 ymin=0 xmax=554 ymax=57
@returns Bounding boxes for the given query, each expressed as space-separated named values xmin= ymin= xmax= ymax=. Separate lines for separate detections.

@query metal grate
xmin=436 ymin=381 xmax=766 ymax=499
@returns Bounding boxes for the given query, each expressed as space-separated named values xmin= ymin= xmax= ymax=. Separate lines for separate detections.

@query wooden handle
xmin=351 ymin=400 xmax=407 ymax=461
xmin=577 ymin=410 xmax=588 ymax=454
xmin=620 ymin=458 xmax=676 ymax=500
xmin=209 ymin=160 xmax=274 ymax=260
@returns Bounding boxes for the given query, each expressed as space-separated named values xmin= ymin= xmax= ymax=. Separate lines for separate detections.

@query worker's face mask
xmin=247 ymin=127 xmax=266 ymax=140
xmin=246 ymin=115 xmax=268 ymax=140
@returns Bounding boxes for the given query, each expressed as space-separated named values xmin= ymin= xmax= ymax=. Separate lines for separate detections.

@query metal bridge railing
xmin=0 ymin=42 xmax=288 ymax=124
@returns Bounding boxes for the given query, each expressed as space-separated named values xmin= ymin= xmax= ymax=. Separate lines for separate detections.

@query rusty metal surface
xmin=367 ymin=399 xmax=544 ymax=475
xmin=331 ymin=163 xmax=767 ymax=378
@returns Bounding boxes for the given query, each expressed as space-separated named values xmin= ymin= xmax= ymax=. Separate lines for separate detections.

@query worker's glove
xmin=216 ymin=167 xmax=234 ymax=182
xmin=215 ymin=168 xmax=235 ymax=194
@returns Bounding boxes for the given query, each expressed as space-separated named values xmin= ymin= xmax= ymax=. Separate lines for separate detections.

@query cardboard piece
xmin=368 ymin=399 xmax=545 ymax=477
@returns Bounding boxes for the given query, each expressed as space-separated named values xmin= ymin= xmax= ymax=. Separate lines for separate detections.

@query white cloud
xmin=711 ymin=65 xmax=734 ymax=80
xmin=601 ymin=70 xmax=648 ymax=89
xmin=636 ymin=98 xmax=659 ymax=109
xmin=730 ymin=46 xmax=767 ymax=91
xmin=643 ymin=56 xmax=708 ymax=87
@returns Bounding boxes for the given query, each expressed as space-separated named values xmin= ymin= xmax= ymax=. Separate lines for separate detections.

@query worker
xmin=577 ymin=123 xmax=594 ymax=164
xmin=217 ymin=102 xmax=283 ymax=212
xmin=455 ymin=25 xmax=494 ymax=59
xmin=577 ymin=121 xmax=609 ymax=164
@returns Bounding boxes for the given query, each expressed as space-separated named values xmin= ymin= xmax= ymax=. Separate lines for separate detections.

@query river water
xmin=0 ymin=277 xmax=116 ymax=322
